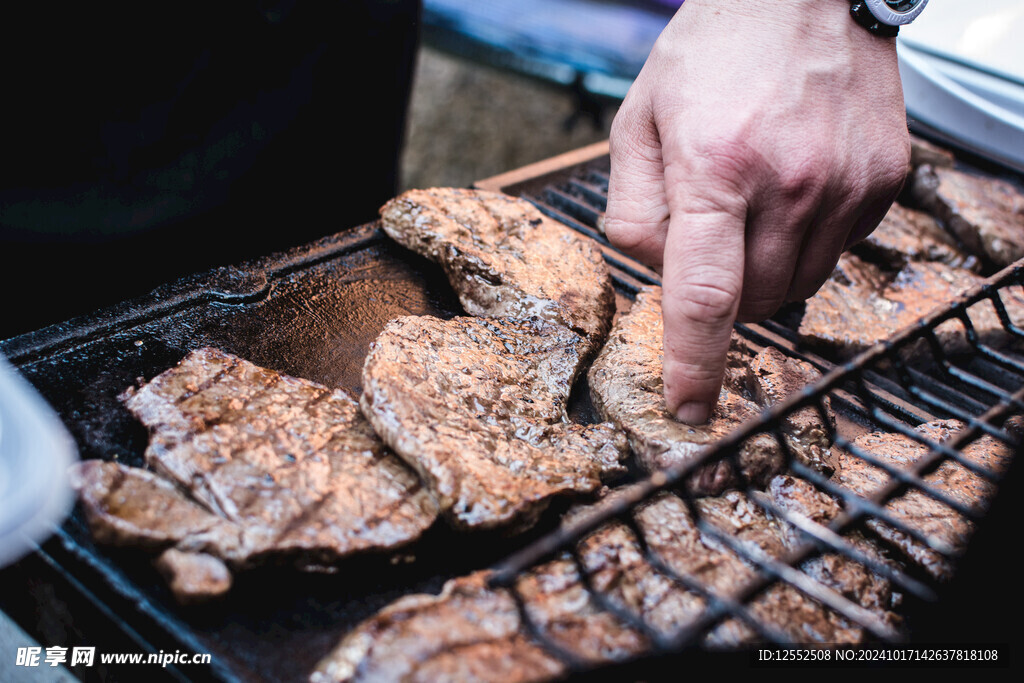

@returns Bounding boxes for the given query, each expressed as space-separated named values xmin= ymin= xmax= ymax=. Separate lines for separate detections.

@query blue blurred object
xmin=422 ymin=0 xmax=676 ymax=101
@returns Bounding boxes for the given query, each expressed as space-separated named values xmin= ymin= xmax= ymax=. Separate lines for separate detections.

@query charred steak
xmin=912 ymin=164 xmax=1024 ymax=268
xmin=588 ymin=286 xmax=833 ymax=491
xmin=311 ymin=485 xmax=898 ymax=681
xmin=361 ymin=315 xmax=628 ymax=531
xmin=379 ymin=187 xmax=615 ymax=353
xmin=73 ymin=347 xmax=438 ymax=601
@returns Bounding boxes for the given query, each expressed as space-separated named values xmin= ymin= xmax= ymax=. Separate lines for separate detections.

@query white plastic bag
xmin=0 ymin=353 xmax=77 ymax=567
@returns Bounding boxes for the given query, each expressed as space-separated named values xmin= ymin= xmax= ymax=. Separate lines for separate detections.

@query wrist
xmin=673 ymin=0 xmax=899 ymax=57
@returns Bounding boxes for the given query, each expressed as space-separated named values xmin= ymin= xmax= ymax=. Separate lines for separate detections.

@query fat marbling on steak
xmin=587 ymin=285 xmax=833 ymax=492
xmin=379 ymin=187 xmax=615 ymax=353
xmin=72 ymin=347 xmax=439 ymax=602
xmin=361 ymin=315 xmax=628 ymax=531
xmin=311 ymin=484 xmax=899 ymax=682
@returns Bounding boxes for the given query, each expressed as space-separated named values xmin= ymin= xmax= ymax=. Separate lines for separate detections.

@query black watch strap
xmin=849 ymin=2 xmax=900 ymax=38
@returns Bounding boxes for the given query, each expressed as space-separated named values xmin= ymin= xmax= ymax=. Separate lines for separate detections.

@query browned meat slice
xmin=912 ymin=164 xmax=1024 ymax=267
xmin=765 ymin=475 xmax=902 ymax=617
xmin=830 ymin=419 xmax=1015 ymax=580
xmin=312 ymin=487 xmax=898 ymax=681
xmin=71 ymin=460 xmax=241 ymax=603
xmin=909 ymin=134 xmax=955 ymax=170
xmin=154 ymin=548 xmax=233 ymax=605
xmin=120 ymin=347 xmax=438 ymax=562
xmin=309 ymin=556 xmax=646 ymax=683
xmin=72 ymin=348 xmax=438 ymax=601
xmin=634 ymin=491 xmax=897 ymax=647
xmin=799 ymin=254 xmax=1024 ymax=357
xmin=740 ymin=347 xmax=834 ymax=474
xmin=379 ymin=187 xmax=615 ymax=353
xmin=857 ymin=202 xmax=978 ymax=270
xmin=71 ymin=459 xmax=242 ymax=555
xmin=309 ymin=572 xmax=566 ymax=683
xmin=361 ymin=315 xmax=628 ymax=531
xmin=587 ymin=286 xmax=832 ymax=491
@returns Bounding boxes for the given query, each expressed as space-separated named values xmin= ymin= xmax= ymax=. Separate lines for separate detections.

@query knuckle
xmin=777 ymin=155 xmax=828 ymax=200
xmin=609 ymin=104 xmax=657 ymax=161
xmin=663 ymin=358 xmax=722 ymax=386
xmin=667 ymin=280 xmax=740 ymax=325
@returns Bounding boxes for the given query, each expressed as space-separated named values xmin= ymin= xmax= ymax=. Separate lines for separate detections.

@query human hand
xmin=605 ymin=0 xmax=910 ymax=423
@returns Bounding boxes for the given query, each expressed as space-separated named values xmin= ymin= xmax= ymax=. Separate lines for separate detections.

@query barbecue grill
xmin=1 ymin=139 xmax=1020 ymax=681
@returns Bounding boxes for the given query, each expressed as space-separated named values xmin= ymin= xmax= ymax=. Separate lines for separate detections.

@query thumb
xmin=605 ymin=104 xmax=670 ymax=269
xmin=660 ymin=187 xmax=746 ymax=424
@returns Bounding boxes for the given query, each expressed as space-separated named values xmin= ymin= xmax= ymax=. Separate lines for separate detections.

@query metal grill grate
xmin=481 ymin=169 xmax=1024 ymax=673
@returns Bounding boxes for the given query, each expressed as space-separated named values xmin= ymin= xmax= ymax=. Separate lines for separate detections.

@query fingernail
xmin=675 ymin=401 xmax=710 ymax=425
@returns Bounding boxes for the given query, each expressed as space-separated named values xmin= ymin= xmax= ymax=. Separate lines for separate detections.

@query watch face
xmin=865 ymin=0 xmax=928 ymax=25
xmin=885 ymin=0 xmax=921 ymax=12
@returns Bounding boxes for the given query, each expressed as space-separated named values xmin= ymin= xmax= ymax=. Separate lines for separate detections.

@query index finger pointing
xmin=660 ymin=190 xmax=746 ymax=424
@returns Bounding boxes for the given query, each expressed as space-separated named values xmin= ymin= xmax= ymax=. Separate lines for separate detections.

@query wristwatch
xmin=848 ymin=0 xmax=928 ymax=38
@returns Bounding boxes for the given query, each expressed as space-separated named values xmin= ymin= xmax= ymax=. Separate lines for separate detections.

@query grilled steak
xmin=73 ymin=348 xmax=438 ymax=601
xmin=379 ymin=187 xmax=615 ymax=353
xmin=741 ymin=346 xmax=834 ymax=474
xmin=573 ymin=487 xmax=896 ymax=648
xmin=361 ymin=315 xmax=629 ymax=531
xmin=912 ymin=164 xmax=1024 ymax=268
xmin=909 ymin=134 xmax=955 ymax=171
xmin=765 ymin=475 xmax=902 ymax=617
xmin=799 ymin=254 xmax=1024 ymax=357
xmin=310 ymin=567 xmax=594 ymax=683
xmin=312 ymin=485 xmax=897 ymax=681
xmin=588 ymin=286 xmax=832 ymax=491
xmin=71 ymin=460 xmax=241 ymax=602
xmin=72 ymin=459 xmax=241 ymax=553
xmin=830 ymin=419 xmax=1016 ymax=580
xmin=857 ymin=202 xmax=977 ymax=271
xmin=155 ymin=548 xmax=234 ymax=605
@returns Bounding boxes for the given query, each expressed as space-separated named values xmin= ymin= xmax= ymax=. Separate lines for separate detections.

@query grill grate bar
xmin=615 ymin=511 xmax=787 ymax=646
xmin=543 ymin=187 xmax=604 ymax=228
xmin=868 ymin=408 xmax=1007 ymax=483
xmin=991 ymin=288 xmax=1024 ymax=338
xmin=831 ymin=434 xmax=983 ymax=523
xmin=565 ymin=177 xmax=609 ymax=213
xmin=784 ymin=459 xmax=957 ymax=557
xmin=701 ymin=514 xmax=904 ymax=642
xmin=973 ymin=341 xmax=1024 ymax=376
xmin=506 ymin=584 xmax=593 ymax=673
xmin=528 ymin=199 xmax=605 ymax=245
xmin=941 ymin=361 xmax=1024 ymax=413
xmin=749 ymin=487 xmax=936 ymax=601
